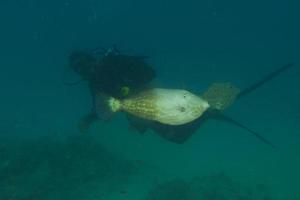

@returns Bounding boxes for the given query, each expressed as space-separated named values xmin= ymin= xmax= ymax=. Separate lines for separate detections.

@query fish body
xmin=103 ymin=88 xmax=210 ymax=125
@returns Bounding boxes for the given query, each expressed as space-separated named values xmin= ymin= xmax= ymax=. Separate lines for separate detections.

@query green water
xmin=0 ymin=0 xmax=299 ymax=199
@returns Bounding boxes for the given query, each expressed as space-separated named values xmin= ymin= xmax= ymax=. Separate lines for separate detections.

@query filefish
xmin=96 ymin=88 xmax=210 ymax=125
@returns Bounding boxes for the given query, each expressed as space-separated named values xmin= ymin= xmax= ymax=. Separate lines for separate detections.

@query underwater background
xmin=0 ymin=0 xmax=300 ymax=199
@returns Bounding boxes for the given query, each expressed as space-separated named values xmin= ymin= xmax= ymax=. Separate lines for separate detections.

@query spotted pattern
xmin=121 ymin=91 xmax=158 ymax=120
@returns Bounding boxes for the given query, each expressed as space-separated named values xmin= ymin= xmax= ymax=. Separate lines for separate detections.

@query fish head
xmin=157 ymin=89 xmax=210 ymax=125
xmin=175 ymin=90 xmax=210 ymax=122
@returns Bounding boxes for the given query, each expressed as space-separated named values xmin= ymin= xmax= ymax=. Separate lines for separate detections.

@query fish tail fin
xmin=95 ymin=93 xmax=121 ymax=120
xmin=202 ymin=82 xmax=241 ymax=110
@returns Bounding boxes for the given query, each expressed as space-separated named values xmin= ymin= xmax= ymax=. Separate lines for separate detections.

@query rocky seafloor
xmin=0 ymin=135 xmax=289 ymax=200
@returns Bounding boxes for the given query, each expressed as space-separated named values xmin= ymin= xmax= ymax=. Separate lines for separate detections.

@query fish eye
xmin=179 ymin=106 xmax=186 ymax=112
